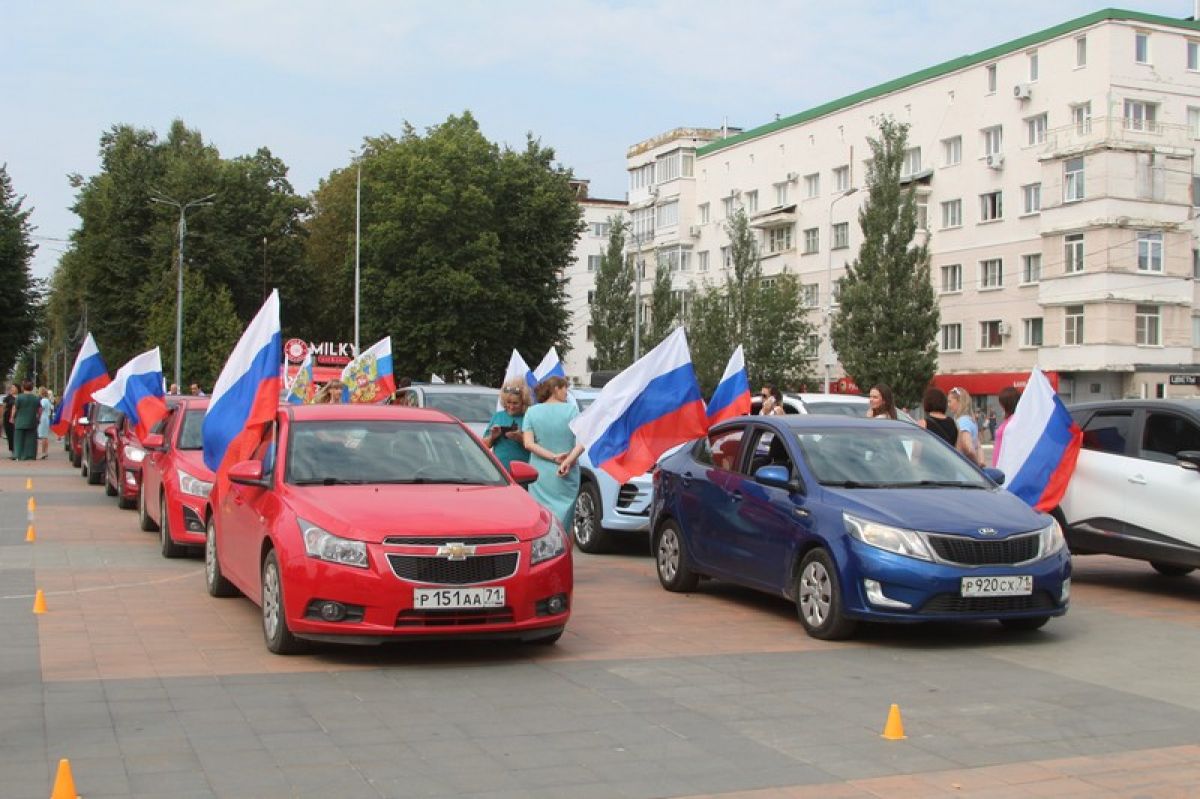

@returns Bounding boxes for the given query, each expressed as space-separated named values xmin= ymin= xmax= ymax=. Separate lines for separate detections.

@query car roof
xmin=717 ymin=415 xmax=910 ymax=431
xmin=788 ymin=393 xmax=867 ymax=403
xmin=175 ymin=397 xmax=209 ymax=410
xmin=1069 ymin=398 xmax=1200 ymax=415
xmin=404 ymin=384 xmax=497 ymax=395
xmin=284 ymin=404 xmax=459 ymax=423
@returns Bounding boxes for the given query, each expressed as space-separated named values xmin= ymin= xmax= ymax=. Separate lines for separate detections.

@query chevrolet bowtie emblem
xmin=437 ymin=542 xmax=476 ymax=561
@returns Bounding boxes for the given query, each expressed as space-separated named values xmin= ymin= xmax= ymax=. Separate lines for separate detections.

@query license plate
xmin=961 ymin=575 xmax=1033 ymax=597
xmin=413 ymin=587 xmax=505 ymax=609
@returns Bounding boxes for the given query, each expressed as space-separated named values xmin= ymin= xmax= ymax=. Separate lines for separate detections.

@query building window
xmin=1064 ymin=305 xmax=1085 ymax=345
xmin=915 ymin=196 xmax=928 ymax=231
xmin=655 ymin=150 xmax=693 ymax=182
xmin=1124 ymin=99 xmax=1157 ymax=131
xmin=744 ymin=190 xmax=759 ymax=214
xmin=657 ymin=247 xmax=690 ymax=273
xmin=1195 ymin=248 xmax=1200 ymax=278
xmin=587 ymin=290 xmax=595 ymax=305
xmin=804 ymin=173 xmax=820 ymax=198
xmin=1064 ymin=157 xmax=1085 ymax=202
xmin=587 ymin=254 xmax=602 ymax=272
xmin=902 ymin=147 xmax=922 ymax=177
xmin=1072 ymin=102 xmax=1092 ymax=134
xmin=802 ymin=227 xmax=819 ymax=254
xmin=942 ymin=136 xmax=961 ymax=166
xmin=1064 ymin=233 xmax=1085 ymax=274
xmin=804 ymin=334 xmax=820 ymax=359
xmin=698 ymin=203 xmax=710 ymax=224
xmin=980 ymin=258 xmax=1003 ymax=289
xmin=1135 ymin=31 xmax=1149 ymax=64
xmin=833 ymin=166 xmax=850 ymax=192
xmin=721 ymin=196 xmax=735 ymax=218
xmin=766 ymin=226 xmax=794 ymax=254
xmin=941 ymin=323 xmax=963 ymax=351
xmin=1023 ymin=317 xmax=1044 ymax=347
xmin=1076 ymin=36 xmax=1087 ymax=67
xmin=979 ymin=320 xmax=1004 ymax=350
xmin=1028 ymin=50 xmax=1039 ymax=81
xmin=985 ymin=64 xmax=997 ymax=93
xmin=1022 ymin=253 xmax=1042 ymax=284
xmin=1136 ymin=304 xmax=1161 ymax=345
xmin=629 ymin=163 xmax=655 ymax=190
xmin=982 ymin=126 xmax=1003 ymax=156
xmin=800 ymin=283 xmax=819 ymax=308
xmin=1190 ymin=107 xmax=1200 ymax=139
xmin=656 ymin=200 xmax=679 ymax=229
xmin=1190 ymin=40 xmax=1200 ymax=71
xmin=590 ymin=222 xmax=611 ymax=238
xmin=979 ymin=191 xmax=1003 ymax=222
xmin=698 ymin=251 xmax=709 ymax=273
xmin=1194 ymin=316 xmax=1200 ymax=347
xmin=631 ymin=206 xmax=654 ymax=240
xmin=773 ymin=183 xmax=789 ymax=207
xmin=941 ymin=199 xmax=962 ymax=228
xmin=1026 ymin=114 xmax=1047 ymax=145
xmin=1137 ymin=231 xmax=1163 ymax=272
xmin=831 ymin=222 xmax=849 ymax=250
xmin=940 ymin=263 xmax=962 ymax=293
xmin=721 ymin=246 xmax=732 ymax=269
xmin=1022 ymin=183 xmax=1041 ymax=214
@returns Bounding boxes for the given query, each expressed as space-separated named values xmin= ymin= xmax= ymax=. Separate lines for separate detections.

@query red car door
xmin=220 ymin=429 xmax=280 ymax=598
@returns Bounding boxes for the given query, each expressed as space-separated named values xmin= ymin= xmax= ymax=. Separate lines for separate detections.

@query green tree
xmin=0 ymin=165 xmax=41 ymax=377
xmin=143 ymin=267 xmax=242 ymax=388
xmin=589 ymin=217 xmax=633 ymax=370
xmin=642 ymin=258 xmax=681 ymax=352
xmin=830 ymin=118 xmax=939 ymax=407
xmin=688 ymin=210 xmax=814 ymax=395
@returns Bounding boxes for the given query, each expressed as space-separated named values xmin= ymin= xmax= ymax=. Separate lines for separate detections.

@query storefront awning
xmin=930 ymin=371 xmax=1059 ymax=396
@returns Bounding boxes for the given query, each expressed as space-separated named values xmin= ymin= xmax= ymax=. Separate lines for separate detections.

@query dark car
xmin=1056 ymin=399 xmax=1200 ymax=576
xmin=651 ymin=415 xmax=1070 ymax=639
xmin=79 ymin=402 xmax=120 ymax=486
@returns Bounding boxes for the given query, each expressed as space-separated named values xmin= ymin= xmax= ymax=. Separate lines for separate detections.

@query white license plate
xmin=413 ymin=587 xmax=506 ymax=609
xmin=961 ymin=575 xmax=1033 ymax=597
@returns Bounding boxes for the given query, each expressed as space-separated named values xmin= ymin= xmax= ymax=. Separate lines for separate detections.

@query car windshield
xmin=423 ymin=392 xmax=500 ymax=424
xmin=576 ymin=397 xmax=596 ymax=411
xmin=178 ymin=410 xmax=205 ymax=450
xmin=286 ymin=420 xmax=508 ymax=486
xmin=801 ymin=400 xmax=868 ymax=418
xmin=795 ymin=426 xmax=990 ymax=488
xmin=94 ymin=404 xmax=119 ymax=424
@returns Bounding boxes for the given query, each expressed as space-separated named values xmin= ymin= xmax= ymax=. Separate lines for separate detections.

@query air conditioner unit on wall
xmin=1013 ymin=83 xmax=1033 ymax=100
xmin=689 ymin=225 xmax=702 ymax=237
xmin=785 ymin=171 xmax=799 ymax=182
xmin=986 ymin=153 xmax=1005 ymax=170
xmin=998 ymin=322 xmax=1012 ymax=336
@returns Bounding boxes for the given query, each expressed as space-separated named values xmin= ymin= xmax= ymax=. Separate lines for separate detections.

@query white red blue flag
xmin=569 ymin=327 xmax=709 ymax=483
xmin=706 ymin=345 xmax=751 ymax=425
xmin=285 ymin=347 xmax=314 ymax=405
xmin=526 ymin=346 xmax=565 ymax=390
xmin=995 ymin=367 xmax=1083 ymax=511
xmin=499 ymin=349 xmax=532 ymax=409
xmin=90 ymin=348 xmax=170 ymax=440
xmin=340 ymin=336 xmax=395 ymax=403
xmin=202 ymin=290 xmax=282 ymax=476
xmin=51 ymin=332 xmax=110 ymax=436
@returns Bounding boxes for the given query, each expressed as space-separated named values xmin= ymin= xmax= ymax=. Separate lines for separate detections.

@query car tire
xmin=999 ymin=616 xmax=1050 ymax=631
xmin=654 ymin=520 xmax=700 ymax=592
xmin=71 ymin=445 xmax=81 ymax=468
xmin=104 ymin=465 xmax=118 ymax=496
xmin=160 ymin=494 xmax=186 ymax=559
xmin=117 ymin=472 xmax=136 ymax=509
xmin=1150 ymin=561 xmax=1195 ymax=577
xmin=205 ymin=516 xmax=238 ymax=598
xmin=795 ymin=549 xmax=857 ymax=640
xmin=572 ymin=481 xmax=612 ymax=554
xmin=138 ymin=485 xmax=159 ymax=532
xmin=262 ymin=550 xmax=306 ymax=655
xmin=86 ymin=457 xmax=103 ymax=485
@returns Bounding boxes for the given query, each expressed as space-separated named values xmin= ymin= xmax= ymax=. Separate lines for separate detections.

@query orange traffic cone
xmin=49 ymin=758 xmax=78 ymax=799
xmin=881 ymin=703 xmax=906 ymax=740
xmin=26 ymin=524 xmax=36 ymax=542
xmin=28 ymin=496 xmax=36 ymax=513
xmin=26 ymin=477 xmax=33 ymax=490
xmin=32 ymin=590 xmax=47 ymax=615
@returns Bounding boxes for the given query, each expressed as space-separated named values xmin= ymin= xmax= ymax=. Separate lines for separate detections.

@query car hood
xmin=824 ymin=486 xmax=1045 ymax=537
xmin=175 ymin=450 xmax=214 ymax=480
xmin=287 ymin=483 xmax=550 ymax=543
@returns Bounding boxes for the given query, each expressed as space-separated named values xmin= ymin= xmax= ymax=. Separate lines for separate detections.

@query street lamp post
xmin=353 ymin=153 xmax=363 ymax=355
xmin=151 ymin=193 xmax=216 ymax=390
xmin=824 ymin=187 xmax=858 ymax=394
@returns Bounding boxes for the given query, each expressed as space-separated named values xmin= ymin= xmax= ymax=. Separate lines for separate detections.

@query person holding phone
xmin=487 ymin=380 xmax=531 ymax=469
xmin=760 ymin=384 xmax=785 ymax=416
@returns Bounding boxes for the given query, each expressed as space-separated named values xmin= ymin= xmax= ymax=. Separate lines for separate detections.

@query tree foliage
xmin=642 ymin=258 xmax=681 ymax=353
xmin=0 ymin=165 xmax=40 ymax=377
xmin=304 ymin=112 xmax=581 ymax=382
xmin=589 ymin=217 xmax=633 ymax=370
xmin=687 ymin=210 xmax=814 ymax=395
xmin=830 ymin=118 xmax=939 ymax=407
xmin=143 ymin=266 xmax=244 ymax=388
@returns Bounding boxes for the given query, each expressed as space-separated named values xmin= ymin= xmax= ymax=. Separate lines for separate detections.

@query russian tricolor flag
xmin=706 ymin=345 xmax=751 ymax=425
xmin=203 ymin=290 xmax=282 ymax=476
xmin=90 ymin=348 xmax=170 ymax=440
xmin=340 ymin=336 xmax=395 ymax=403
xmin=526 ymin=346 xmax=566 ymax=391
xmin=570 ymin=327 xmax=709 ymax=483
xmin=995 ymin=367 xmax=1083 ymax=512
xmin=51 ymin=333 xmax=110 ymax=436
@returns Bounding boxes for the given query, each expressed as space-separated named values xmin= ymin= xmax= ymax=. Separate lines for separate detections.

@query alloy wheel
xmin=262 ymin=560 xmax=281 ymax=641
xmin=799 ymin=560 xmax=832 ymax=629
xmin=574 ymin=492 xmax=596 ymax=547
xmin=657 ymin=527 xmax=680 ymax=583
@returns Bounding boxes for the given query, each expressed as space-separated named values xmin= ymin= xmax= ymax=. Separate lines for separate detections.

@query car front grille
xmin=927 ymin=532 xmax=1040 ymax=565
xmin=386 ymin=553 xmax=519 ymax=585
xmin=395 ymin=608 xmax=515 ymax=627
xmin=382 ymin=535 xmax=518 ymax=546
xmin=920 ymin=591 xmax=1057 ymax=615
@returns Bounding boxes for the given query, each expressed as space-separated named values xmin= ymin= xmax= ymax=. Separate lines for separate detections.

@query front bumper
xmin=165 ymin=489 xmax=209 ymax=546
xmin=595 ymin=472 xmax=653 ymax=533
xmin=119 ymin=465 xmax=142 ymax=499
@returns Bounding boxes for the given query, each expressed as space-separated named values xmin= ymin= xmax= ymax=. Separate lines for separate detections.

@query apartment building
xmin=576 ymin=8 xmax=1200 ymax=404
xmin=562 ymin=180 xmax=627 ymax=383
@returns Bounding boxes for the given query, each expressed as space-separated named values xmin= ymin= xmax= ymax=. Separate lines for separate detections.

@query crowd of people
xmin=3 ymin=381 xmax=55 ymax=461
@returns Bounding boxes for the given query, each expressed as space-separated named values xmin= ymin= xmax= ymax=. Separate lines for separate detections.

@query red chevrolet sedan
xmin=206 ymin=404 xmax=572 ymax=654
xmin=139 ymin=398 xmax=212 ymax=558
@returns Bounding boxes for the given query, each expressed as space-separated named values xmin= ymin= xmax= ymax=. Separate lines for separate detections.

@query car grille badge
xmin=436 ymin=542 xmax=476 ymax=561
xmin=977 ymin=527 xmax=998 ymax=536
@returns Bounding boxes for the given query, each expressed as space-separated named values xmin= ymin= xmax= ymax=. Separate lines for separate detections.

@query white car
xmin=1056 ymin=399 xmax=1200 ymax=576
xmin=752 ymin=392 xmax=918 ymax=423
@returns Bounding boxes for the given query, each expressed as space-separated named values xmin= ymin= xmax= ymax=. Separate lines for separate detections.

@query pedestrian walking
xmin=12 ymin=380 xmax=40 ymax=461
xmin=986 ymin=410 xmax=998 ymax=445
xmin=3 ymin=383 xmax=15 ymax=457
xmin=36 ymin=387 xmax=54 ymax=459
xmin=521 ymin=376 xmax=583 ymax=530
xmin=948 ymin=387 xmax=985 ymax=467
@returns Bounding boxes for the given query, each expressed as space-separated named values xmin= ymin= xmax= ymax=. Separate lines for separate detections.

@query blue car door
xmin=686 ymin=426 xmax=746 ymax=573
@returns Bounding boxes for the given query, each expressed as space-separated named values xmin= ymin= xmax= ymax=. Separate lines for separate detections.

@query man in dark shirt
xmin=13 ymin=381 xmax=40 ymax=461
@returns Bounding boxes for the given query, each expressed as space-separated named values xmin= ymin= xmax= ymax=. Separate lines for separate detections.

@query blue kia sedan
xmin=650 ymin=416 xmax=1071 ymax=639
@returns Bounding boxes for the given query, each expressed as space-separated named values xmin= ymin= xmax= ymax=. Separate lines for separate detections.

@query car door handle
xmin=793 ymin=507 xmax=810 ymax=519
xmin=1128 ymin=474 xmax=1147 ymax=485
xmin=681 ymin=472 xmax=692 ymax=487
xmin=730 ymin=490 xmax=743 ymax=502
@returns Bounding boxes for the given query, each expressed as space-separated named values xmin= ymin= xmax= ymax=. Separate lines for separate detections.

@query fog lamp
xmin=319 ymin=601 xmax=347 ymax=621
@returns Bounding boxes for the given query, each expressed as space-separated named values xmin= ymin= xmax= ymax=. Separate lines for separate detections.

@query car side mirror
xmin=1177 ymin=450 xmax=1200 ymax=472
xmin=508 ymin=461 xmax=539 ymax=485
xmin=142 ymin=433 xmax=165 ymax=451
xmin=982 ymin=467 xmax=1006 ymax=486
xmin=77 ymin=416 xmax=89 ymax=426
xmin=755 ymin=464 xmax=800 ymax=493
xmin=228 ymin=460 xmax=267 ymax=487
xmin=104 ymin=427 xmax=116 ymax=439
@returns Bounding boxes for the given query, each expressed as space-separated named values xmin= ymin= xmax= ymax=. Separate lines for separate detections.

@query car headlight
xmin=844 ymin=513 xmax=933 ymax=561
xmin=123 ymin=445 xmax=146 ymax=463
xmin=1039 ymin=517 xmax=1066 ymax=557
xmin=177 ymin=469 xmax=213 ymax=498
xmin=298 ymin=517 xmax=368 ymax=569
xmin=531 ymin=516 xmax=567 ymax=565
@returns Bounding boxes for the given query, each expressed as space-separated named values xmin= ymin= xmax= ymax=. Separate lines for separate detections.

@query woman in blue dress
xmin=522 ymin=376 xmax=583 ymax=529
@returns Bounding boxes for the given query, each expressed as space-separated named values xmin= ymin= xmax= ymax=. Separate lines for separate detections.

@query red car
xmin=206 ymin=404 xmax=571 ymax=654
xmin=139 ymin=398 xmax=211 ymax=558
xmin=104 ymin=412 xmax=147 ymax=509
xmin=79 ymin=402 xmax=119 ymax=485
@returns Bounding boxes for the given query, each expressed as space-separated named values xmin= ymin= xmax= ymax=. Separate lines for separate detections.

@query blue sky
xmin=2 ymin=1 xmax=1189 ymax=279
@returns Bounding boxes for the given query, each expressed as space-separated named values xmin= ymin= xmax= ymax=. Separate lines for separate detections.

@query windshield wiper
xmin=292 ymin=477 xmax=366 ymax=486
xmin=820 ymin=480 xmax=884 ymax=488
xmin=905 ymin=480 xmax=987 ymax=489
xmin=371 ymin=477 xmax=490 ymax=485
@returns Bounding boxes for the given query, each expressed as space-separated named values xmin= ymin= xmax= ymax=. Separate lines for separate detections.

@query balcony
xmin=1040 ymin=117 xmax=1196 ymax=159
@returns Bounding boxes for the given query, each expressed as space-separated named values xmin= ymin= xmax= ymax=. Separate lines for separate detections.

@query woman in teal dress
xmin=522 ymin=376 xmax=584 ymax=529
xmin=486 ymin=381 xmax=531 ymax=470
